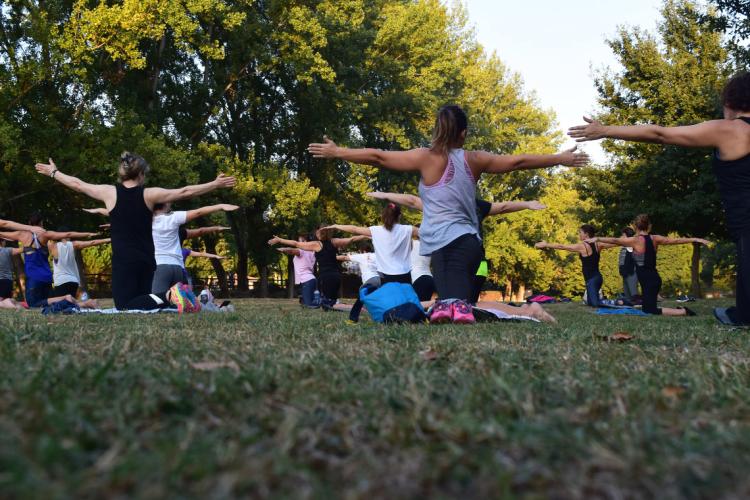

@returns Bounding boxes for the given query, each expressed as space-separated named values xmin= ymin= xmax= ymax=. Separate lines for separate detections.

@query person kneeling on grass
xmin=0 ymin=238 xmax=24 ymax=310
xmin=48 ymin=228 xmax=110 ymax=308
xmin=587 ymin=214 xmax=710 ymax=317
xmin=276 ymin=233 xmax=320 ymax=308
xmin=337 ymin=240 xmax=381 ymax=322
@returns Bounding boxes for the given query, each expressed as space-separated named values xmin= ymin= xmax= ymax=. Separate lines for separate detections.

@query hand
xmin=366 ymin=192 xmax=386 ymax=200
xmin=695 ymin=238 xmax=711 ymax=246
xmin=268 ymin=236 xmax=281 ymax=246
xmin=307 ymin=136 xmax=339 ymax=159
xmin=99 ymin=223 xmax=111 ymax=229
xmin=218 ymin=226 xmax=231 ymax=231
xmin=213 ymin=255 xmax=226 ymax=260
xmin=534 ymin=241 xmax=547 ymax=249
xmin=220 ymin=204 xmax=240 ymax=212
xmin=558 ymin=146 xmax=590 ymax=168
xmin=321 ymin=224 xmax=339 ymax=231
xmin=568 ymin=116 xmax=606 ymax=142
xmin=527 ymin=201 xmax=546 ymax=210
xmin=214 ymin=173 xmax=237 ymax=189
xmin=35 ymin=158 xmax=57 ymax=177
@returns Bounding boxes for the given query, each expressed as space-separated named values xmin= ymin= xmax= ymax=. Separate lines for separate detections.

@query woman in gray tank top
xmin=310 ymin=105 xmax=589 ymax=323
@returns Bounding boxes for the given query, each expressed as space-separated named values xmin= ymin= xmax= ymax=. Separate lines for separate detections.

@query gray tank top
xmin=417 ymin=149 xmax=479 ymax=255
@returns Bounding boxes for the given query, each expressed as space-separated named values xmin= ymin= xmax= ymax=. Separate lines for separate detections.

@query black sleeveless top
xmin=579 ymin=242 xmax=600 ymax=280
xmin=712 ymin=117 xmax=750 ymax=239
xmin=316 ymin=240 xmax=340 ymax=275
xmin=634 ymin=234 xmax=657 ymax=271
xmin=110 ymin=184 xmax=155 ymax=265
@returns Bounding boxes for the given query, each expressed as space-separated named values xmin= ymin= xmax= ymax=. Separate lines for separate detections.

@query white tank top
xmin=53 ymin=241 xmax=81 ymax=287
xmin=410 ymin=239 xmax=432 ymax=281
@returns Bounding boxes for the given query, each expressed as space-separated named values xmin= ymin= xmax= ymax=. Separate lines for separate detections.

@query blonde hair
xmin=118 ymin=152 xmax=150 ymax=182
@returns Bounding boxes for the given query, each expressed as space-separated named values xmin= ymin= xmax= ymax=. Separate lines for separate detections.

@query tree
xmin=583 ymin=0 xmax=731 ymax=296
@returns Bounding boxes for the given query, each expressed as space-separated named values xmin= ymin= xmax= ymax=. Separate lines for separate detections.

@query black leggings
xmin=413 ymin=275 xmax=435 ymax=302
xmin=112 ymin=260 xmax=156 ymax=310
xmin=637 ymin=267 xmax=662 ymax=315
xmin=431 ymin=234 xmax=483 ymax=301
xmin=471 ymin=275 xmax=486 ymax=305
xmin=318 ymin=272 xmax=341 ymax=305
xmin=727 ymin=231 xmax=750 ymax=324
xmin=380 ymin=272 xmax=412 ymax=284
xmin=51 ymin=282 xmax=79 ymax=298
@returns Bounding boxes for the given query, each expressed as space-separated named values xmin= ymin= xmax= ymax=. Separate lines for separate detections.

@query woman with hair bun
xmin=588 ymin=214 xmax=710 ymax=317
xmin=34 ymin=152 xmax=236 ymax=311
xmin=309 ymin=104 xmax=589 ymax=324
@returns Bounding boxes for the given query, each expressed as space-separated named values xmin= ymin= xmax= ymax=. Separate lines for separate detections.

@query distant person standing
xmin=618 ymin=227 xmax=639 ymax=301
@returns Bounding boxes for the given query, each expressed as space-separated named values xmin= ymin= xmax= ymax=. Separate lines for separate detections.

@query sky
xmin=464 ymin=0 xmax=665 ymax=162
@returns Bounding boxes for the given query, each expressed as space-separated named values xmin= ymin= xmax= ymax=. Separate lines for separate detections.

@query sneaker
xmin=181 ymin=284 xmax=201 ymax=313
xmin=451 ymin=300 xmax=476 ymax=324
xmin=429 ymin=300 xmax=453 ymax=324
xmin=168 ymin=283 xmax=187 ymax=313
xmin=168 ymin=283 xmax=200 ymax=314
xmin=713 ymin=307 xmax=747 ymax=327
xmin=679 ymin=306 xmax=696 ymax=317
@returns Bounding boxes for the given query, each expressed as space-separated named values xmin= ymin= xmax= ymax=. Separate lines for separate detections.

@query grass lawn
xmin=0 ymin=298 xmax=748 ymax=498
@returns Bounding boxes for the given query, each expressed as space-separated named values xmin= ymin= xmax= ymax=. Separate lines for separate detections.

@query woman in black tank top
xmin=34 ymin=152 xmax=236 ymax=311
xmin=536 ymin=225 xmax=613 ymax=307
xmin=569 ymin=72 xmax=750 ymax=324
xmin=591 ymin=214 xmax=710 ymax=317
xmin=268 ymin=227 xmax=369 ymax=309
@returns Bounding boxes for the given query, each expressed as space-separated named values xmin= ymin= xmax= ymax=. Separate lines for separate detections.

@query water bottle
xmin=80 ymin=290 xmax=89 ymax=301
xmin=313 ymin=290 xmax=321 ymax=306
xmin=199 ymin=289 xmax=210 ymax=305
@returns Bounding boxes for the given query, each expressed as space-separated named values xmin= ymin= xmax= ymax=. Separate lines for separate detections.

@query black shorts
xmin=0 ymin=279 xmax=13 ymax=299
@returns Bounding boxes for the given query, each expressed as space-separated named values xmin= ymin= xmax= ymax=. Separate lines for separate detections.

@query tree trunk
xmin=237 ymin=252 xmax=249 ymax=292
xmin=517 ymin=284 xmax=526 ymax=303
xmin=504 ymin=280 xmax=512 ymax=302
xmin=258 ymin=265 xmax=269 ymax=298
xmin=75 ymin=250 xmax=87 ymax=295
xmin=690 ymin=242 xmax=702 ymax=298
xmin=203 ymin=238 xmax=229 ymax=297
xmin=287 ymin=255 xmax=295 ymax=299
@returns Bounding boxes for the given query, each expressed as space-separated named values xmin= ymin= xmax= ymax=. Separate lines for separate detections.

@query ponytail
xmin=431 ymin=105 xmax=468 ymax=155
xmin=382 ymin=203 xmax=401 ymax=231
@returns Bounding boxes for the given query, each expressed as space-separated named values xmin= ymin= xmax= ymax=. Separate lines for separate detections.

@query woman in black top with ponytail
xmin=590 ymin=214 xmax=710 ymax=316
xmin=570 ymin=72 xmax=750 ymax=326
xmin=35 ymin=153 xmax=236 ymax=310
xmin=536 ymin=225 xmax=612 ymax=307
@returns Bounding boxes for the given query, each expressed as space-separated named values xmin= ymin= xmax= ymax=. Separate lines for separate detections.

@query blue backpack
xmin=360 ymin=282 xmax=427 ymax=324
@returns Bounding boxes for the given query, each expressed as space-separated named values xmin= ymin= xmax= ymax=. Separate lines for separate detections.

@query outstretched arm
xmin=35 ymin=159 xmax=116 ymax=208
xmin=587 ymin=236 xmax=639 ymax=248
xmin=187 ymin=251 xmax=225 ymax=260
xmin=144 ymin=174 xmax=237 ymax=207
xmin=268 ymin=236 xmax=322 ymax=252
xmin=309 ymin=137 xmax=427 ymax=172
xmin=0 ymin=219 xmax=45 ymax=233
xmin=489 ymin=200 xmax=546 ymax=216
xmin=72 ymin=238 xmax=111 ymax=250
xmin=332 ymin=235 xmax=370 ymax=248
xmin=82 ymin=208 xmax=110 ymax=216
xmin=535 ymin=241 xmax=585 ymax=254
xmin=0 ymin=231 xmax=26 ymax=242
xmin=185 ymin=226 xmax=231 ymax=239
xmin=277 ymin=247 xmax=301 ymax=256
xmin=186 ymin=204 xmax=239 ymax=222
xmin=652 ymin=235 xmax=711 ymax=246
xmin=41 ymin=231 xmax=98 ymax=242
xmin=324 ymin=224 xmax=372 ymax=237
xmin=568 ymin=116 xmax=732 ymax=148
xmin=468 ymin=147 xmax=589 ymax=174
xmin=367 ymin=192 xmax=423 ymax=211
